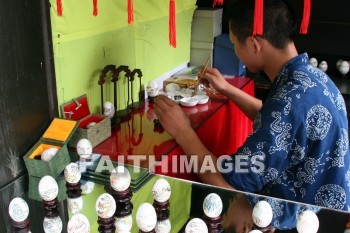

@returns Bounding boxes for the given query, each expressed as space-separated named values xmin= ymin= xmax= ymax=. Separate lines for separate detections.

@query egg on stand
xmin=252 ymin=200 xmax=273 ymax=231
xmin=202 ymin=193 xmax=223 ymax=232
xmin=185 ymin=218 xmax=208 ymax=233
xmin=76 ymin=138 xmax=93 ymax=173
xmin=8 ymin=197 xmax=30 ymax=232
xmin=296 ymin=210 xmax=319 ymax=233
xmin=67 ymin=213 xmax=90 ymax=233
xmin=152 ymin=178 xmax=172 ymax=233
xmin=64 ymin=162 xmax=83 ymax=215
xmin=96 ymin=193 xmax=117 ymax=232
xmin=146 ymin=81 xmax=159 ymax=103
xmin=136 ymin=203 xmax=157 ymax=233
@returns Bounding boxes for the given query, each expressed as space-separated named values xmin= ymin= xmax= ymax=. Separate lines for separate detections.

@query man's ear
xmin=249 ymin=36 xmax=262 ymax=54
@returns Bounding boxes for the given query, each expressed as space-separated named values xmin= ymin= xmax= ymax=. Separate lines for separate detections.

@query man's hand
xmin=198 ymin=67 xmax=230 ymax=95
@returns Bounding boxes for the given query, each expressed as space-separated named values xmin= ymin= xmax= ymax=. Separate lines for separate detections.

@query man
xmin=154 ymin=0 xmax=350 ymax=211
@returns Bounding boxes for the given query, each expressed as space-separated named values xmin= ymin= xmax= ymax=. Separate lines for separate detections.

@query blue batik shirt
xmin=223 ymin=53 xmax=350 ymax=215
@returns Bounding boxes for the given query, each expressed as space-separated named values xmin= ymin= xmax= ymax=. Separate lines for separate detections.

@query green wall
xmin=50 ymin=0 xmax=197 ymax=114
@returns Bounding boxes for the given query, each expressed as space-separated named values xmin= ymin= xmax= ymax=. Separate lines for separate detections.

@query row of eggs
xmin=309 ymin=57 xmax=350 ymax=75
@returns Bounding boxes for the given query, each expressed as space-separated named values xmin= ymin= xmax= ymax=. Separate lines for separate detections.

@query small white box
xmin=191 ymin=8 xmax=223 ymax=43
xmin=190 ymin=41 xmax=213 ymax=67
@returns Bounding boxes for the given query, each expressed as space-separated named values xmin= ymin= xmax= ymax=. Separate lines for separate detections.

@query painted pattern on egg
xmin=64 ymin=162 xmax=81 ymax=184
xmin=152 ymin=178 xmax=171 ymax=203
xmin=95 ymin=193 xmax=116 ymax=219
xmin=203 ymin=193 xmax=223 ymax=218
xmin=8 ymin=197 xmax=29 ymax=222
xmin=67 ymin=213 xmax=90 ymax=233
xmin=38 ymin=176 xmax=59 ymax=201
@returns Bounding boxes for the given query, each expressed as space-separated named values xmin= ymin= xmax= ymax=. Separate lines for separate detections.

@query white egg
xmin=115 ymin=215 xmax=133 ymax=232
xmin=103 ymin=101 xmax=115 ymax=118
xmin=336 ymin=59 xmax=344 ymax=69
xmin=81 ymin=181 xmax=95 ymax=194
xmin=41 ymin=147 xmax=59 ymax=162
xmin=318 ymin=61 xmax=328 ymax=72
xmin=95 ymin=193 xmax=116 ymax=219
xmin=76 ymin=138 xmax=93 ymax=159
xmin=136 ymin=203 xmax=157 ymax=232
xmin=8 ymin=197 xmax=29 ymax=222
xmin=152 ymin=178 xmax=171 ymax=203
xmin=155 ymin=219 xmax=171 ymax=233
xmin=68 ymin=196 xmax=84 ymax=215
xmin=85 ymin=122 xmax=96 ymax=129
xmin=203 ymin=193 xmax=223 ymax=218
xmin=339 ymin=61 xmax=350 ymax=75
xmin=38 ymin=175 xmax=59 ymax=201
xmin=110 ymin=166 xmax=131 ymax=192
xmin=252 ymin=201 xmax=273 ymax=228
xmin=165 ymin=83 xmax=180 ymax=92
xmin=43 ymin=216 xmax=63 ymax=233
xmin=249 ymin=230 xmax=263 ymax=233
xmin=146 ymin=81 xmax=159 ymax=97
xmin=67 ymin=213 xmax=90 ymax=233
xmin=296 ymin=210 xmax=319 ymax=233
xmin=185 ymin=218 xmax=208 ymax=233
xmin=64 ymin=162 xmax=81 ymax=184
xmin=309 ymin=57 xmax=318 ymax=68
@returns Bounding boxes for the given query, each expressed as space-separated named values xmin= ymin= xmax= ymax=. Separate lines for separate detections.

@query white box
xmin=191 ymin=8 xmax=223 ymax=43
xmin=190 ymin=41 xmax=213 ymax=67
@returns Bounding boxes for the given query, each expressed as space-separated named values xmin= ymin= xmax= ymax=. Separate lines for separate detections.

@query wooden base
xmin=105 ymin=185 xmax=133 ymax=217
xmin=97 ymin=216 xmax=115 ymax=233
xmin=66 ymin=182 xmax=82 ymax=198
xmin=43 ymin=198 xmax=59 ymax=218
xmin=11 ymin=218 xmax=30 ymax=233
xmin=153 ymin=200 xmax=170 ymax=220
xmin=203 ymin=215 xmax=223 ymax=233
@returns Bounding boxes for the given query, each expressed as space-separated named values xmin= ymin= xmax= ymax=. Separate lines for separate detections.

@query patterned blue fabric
xmin=223 ymin=53 xmax=350 ymax=217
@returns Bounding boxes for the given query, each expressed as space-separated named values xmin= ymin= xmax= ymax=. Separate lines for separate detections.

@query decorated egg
xmin=85 ymin=122 xmax=96 ymax=129
xmin=81 ymin=180 xmax=95 ymax=194
xmin=110 ymin=166 xmax=131 ymax=192
xmin=152 ymin=178 xmax=171 ymax=203
xmin=41 ymin=147 xmax=58 ymax=162
xmin=146 ymin=81 xmax=159 ymax=97
xmin=76 ymin=138 xmax=93 ymax=159
xmin=252 ymin=200 xmax=273 ymax=228
xmin=38 ymin=175 xmax=58 ymax=201
xmin=8 ymin=197 xmax=29 ymax=222
xmin=203 ymin=193 xmax=223 ymax=218
xmin=115 ymin=215 xmax=133 ymax=232
xmin=103 ymin=101 xmax=115 ymax=118
xmin=64 ymin=162 xmax=81 ymax=184
xmin=155 ymin=219 xmax=171 ymax=233
xmin=68 ymin=196 xmax=84 ymax=215
xmin=339 ymin=61 xmax=350 ymax=75
xmin=318 ymin=61 xmax=328 ymax=72
xmin=185 ymin=218 xmax=208 ymax=233
xmin=136 ymin=203 xmax=157 ymax=232
xmin=43 ymin=216 xmax=63 ymax=233
xmin=309 ymin=57 xmax=318 ymax=68
xmin=296 ymin=210 xmax=319 ymax=233
xmin=336 ymin=59 xmax=344 ymax=69
xmin=67 ymin=213 xmax=90 ymax=233
xmin=95 ymin=193 xmax=116 ymax=219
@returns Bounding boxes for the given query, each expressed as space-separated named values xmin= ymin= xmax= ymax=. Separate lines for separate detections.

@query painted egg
xmin=67 ymin=213 xmax=90 ymax=233
xmin=76 ymin=138 xmax=93 ymax=159
xmin=95 ymin=193 xmax=116 ymax=219
xmin=41 ymin=147 xmax=58 ymax=162
xmin=68 ymin=196 xmax=84 ymax=215
xmin=185 ymin=218 xmax=208 ymax=233
xmin=309 ymin=57 xmax=318 ymax=68
xmin=146 ymin=81 xmax=159 ymax=97
xmin=43 ymin=216 xmax=63 ymax=233
xmin=318 ymin=61 xmax=328 ymax=72
xmin=64 ymin=162 xmax=81 ymax=184
xmin=38 ymin=175 xmax=58 ymax=201
xmin=8 ymin=197 xmax=29 ymax=222
xmin=103 ymin=101 xmax=115 ymax=118
xmin=203 ymin=193 xmax=223 ymax=218
xmin=155 ymin=219 xmax=171 ymax=233
xmin=336 ymin=59 xmax=344 ymax=69
xmin=85 ymin=122 xmax=96 ymax=129
xmin=110 ymin=166 xmax=131 ymax=192
xmin=152 ymin=178 xmax=171 ymax=203
xmin=115 ymin=215 xmax=133 ymax=232
xmin=81 ymin=180 xmax=95 ymax=194
xmin=136 ymin=203 xmax=157 ymax=232
xmin=339 ymin=61 xmax=350 ymax=75
xmin=296 ymin=210 xmax=319 ymax=233
xmin=252 ymin=201 xmax=273 ymax=228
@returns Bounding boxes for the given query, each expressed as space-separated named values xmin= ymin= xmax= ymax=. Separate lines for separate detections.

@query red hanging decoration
xmin=169 ymin=0 xmax=176 ymax=48
xmin=299 ymin=0 xmax=311 ymax=34
xmin=128 ymin=0 xmax=134 ymax=25
xmin=253 ymin=0 xmax=264 ymax=36
xmin=93 ymin=0 xmax=98 ymax=16
xmin=56 ymin=0 xmax=63 ymax=16
xmin=212 ymin=0 xmax=224 ymax=7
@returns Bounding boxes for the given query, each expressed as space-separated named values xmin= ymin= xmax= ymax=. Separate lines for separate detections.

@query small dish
xmin=166 ymin=91 xmax=186 ymax=104
xmin=193 ymin=95 xmax=209 ymax=104
xmin=179 ymin=97 xmax=198 ymax=107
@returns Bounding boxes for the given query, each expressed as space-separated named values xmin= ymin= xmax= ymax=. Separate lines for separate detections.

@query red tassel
xmin=299 ymin=0 xmax=311 ymax=34
xmin=169 ymin=0 xmax=176 ymax=48
xmin=128 ymin=0 xmax=134 ymax=25
xmin=212 ymin=0 xmax=224 ymax=7
xmin=57 ymin=0 xmax=63 ymax=16
xmin=253 ymin=0 xmax=264 ymax=36
xmin=93 ymin=0 xmax=98 ymax=16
